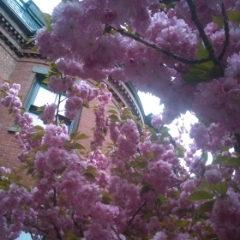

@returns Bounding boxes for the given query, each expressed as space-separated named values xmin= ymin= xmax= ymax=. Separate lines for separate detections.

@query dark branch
xmin=53 ymin=186 xmax=57 ymax=207
xmin=109 ymin=25 xmax=211 ymax=65
xmin=185 ymin=0 xmax=215 ymax=58
xmin=128 ymin=200 xmax=147 ymax=227
xmin=73 ymin=219 xmax=84 ymax=237
xmin=234 ymin=133 xmax=240 ymax=153
xmin=52 ymin=222 xmax=63 ymax=240
xmin=185 ymin=0 xmax=224 ymax=76
xmin=218 ymin=3 xmax=230 ymax=61
xmin=28 ymin=223 xmax=48 ymax=235
xmin=111 ymin=226 xmax=121 ymax=240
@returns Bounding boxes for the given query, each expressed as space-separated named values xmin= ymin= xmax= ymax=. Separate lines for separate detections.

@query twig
xmin=111 ymin=226 xmax=121 ymax=240
xmin=185 ymin=0 xmax=224 ymax=76
xmin=30 ymin=231 xmax=34 ymax=240
xmin=55 ymin=93 xmax=61 ymax=126
xmin=71 ymin=212 xmax=84 ymax=237
xmin=59 ymin=97 xmax=67 ymax=103
xmin=52 ymin=222 xmax=63 ymax=240
xmin=53 ymin=185 xmax=57 ymax=207
xmin=109 ymin=25 xmax=211 ymax=65
xmin=234 ymin=133 xmax=240 ymax=153
xmin=218 ymin=3 xmax=230 ymax=61
xmin=185 ymin=0 xmax=215 ymax=58
xmin=28 ymin=222 xmax=48 ymax=235
xmin=128 ymin=200 xmax=147 ymax=227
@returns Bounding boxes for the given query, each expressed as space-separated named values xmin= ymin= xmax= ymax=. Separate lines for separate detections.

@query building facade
xmin=0 ymin=0 xmax=145 ymax=169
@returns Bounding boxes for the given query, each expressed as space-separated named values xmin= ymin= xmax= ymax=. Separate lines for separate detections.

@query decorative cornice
xmin=0 ymin=11 xmax=43 ymax=58
xmin=108 ymin=78 xmax=145 ymax=123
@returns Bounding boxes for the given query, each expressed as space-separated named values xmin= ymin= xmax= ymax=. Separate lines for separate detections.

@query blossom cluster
xmin=1 ymin=0 xmax=240 ymax=239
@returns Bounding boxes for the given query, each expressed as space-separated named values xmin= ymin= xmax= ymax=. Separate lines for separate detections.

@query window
xmin=23 ymin=67 xmax=81 ymax=133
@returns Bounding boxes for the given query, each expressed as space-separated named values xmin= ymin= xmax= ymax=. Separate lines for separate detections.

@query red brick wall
xmin=0 ymin=40 xmax=49 ymax=169
xmin=0 ymin=43 xmax=122 ymax=169
xmin=0 ymin=42 xmax=17 ymax=82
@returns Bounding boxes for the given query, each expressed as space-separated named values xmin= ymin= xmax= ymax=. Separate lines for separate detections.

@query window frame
xmin=22 ymin=67 xmax=81 ymax=133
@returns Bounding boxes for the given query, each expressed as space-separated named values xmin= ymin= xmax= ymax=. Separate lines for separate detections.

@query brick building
xmin=0 ymin=0 xmax=145 ymax=169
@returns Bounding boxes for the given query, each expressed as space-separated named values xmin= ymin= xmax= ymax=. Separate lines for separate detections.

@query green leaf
xmin=118 ymin=102 xmax=123 ymax=110
xmin=34 ymin=145 xmax=50 ymax=152
xmin=183 ymin=69 xmax=207 ymax=84
xmin=33 ymin=125 xmax=44 ymax=131
xmin=83 ymin=100 xmax=90 ymax=109
xmin=204 ymin=234 xmax=218 ymax=240
xmin=199 ymin=200 xmax=215 ymax=213
xmin=42 ymin=77 xmax=50 ymax=84
xmin=214 ymin=182 xmax=228 ymax=196
xmin=160 ymin=127 xmax=170 ymax=139
xmin=66 ymin=231 xmax=81 ymax=240
xmin=85 ymin=166 xmax=98 ymax=177
xmin=37 ymin=106 xmax=44 ymax=113
xmin=202 ymin=226 xmax=214 ymax=232
xmin=75 ymin=134 xmax=89 ymax=140
xmin=213 ymin=155 xmax=230 ymax=165
xmin=212 ymin=15 xmax=224 ymax=28
xmin=135 ymin=156 xmax=147 ymax=161
xmin=26 ymin=38 xmax=35 ymax=45
xmin=148 ymin=151 xmax=154 ymax=160
xmin=111 ymin=168 xmax=123 ymax=174
xmin=31 ymin=45 xmax=38 ymax=52
xmin=30 ymin=131 xmax=44 ymax=140
xmin=121 ymin=107 xmax=131 ymax=120
xmin=56 ymin=166 xmax=67 ymax=175
xmin=174 ymin=219 xmax=188 ymax=228
xmin=101 ymin=192 xmax=114 ymax=204
xmin=228 ymin=10 xmax=240 ymax=22
xmin=202 ymin=152 xmax=208 ymax=161
xmin=130 ymin=172 xmax=141 ymax=178
xmin=187 ymin=191 xmax=214 ymax=201
xmin=148 ymin=128 xmax=158 ymax=141
xmin=83 ymin=172 xmax=95 ymax=180
xmin=70 ymin=132 xmax=89 ymax=141
xmin=26 ymin=152 xmax=36 ymax=159
xmin=206 ymin=65 xmax=223 ymax=79
xmin=108 ymin=109 xmax=119 ymax=115
xmin=19 ymin=164 xmax=29 ymax=172
xmin=136 ymin=161 xmax=148 ymax=168
xmin=67 ymin=142 xmax=85 ymax=150
xmin=175 ymin=144 xmax=185 ymax=158
xmin=109 ymin=114 xmax=120 ymax=122
xmin=156 ymin=195 xmax=168 ymax=205
xmin=141 ymin=184 xmax=151 ymax=194
xmin=197 ymin=44 xmax=209 ymax=59
xmin=213 ymin=155 xmax=240 ymax=167
xmin=41 ymin=12 xmax=52 ymax=25
xmin=225 ymin=158 xmax=240 ymax=167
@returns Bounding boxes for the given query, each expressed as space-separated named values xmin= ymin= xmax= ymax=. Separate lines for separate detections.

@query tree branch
xmin=71 ymin=212 xmax=84 ymax=238
xmin=128 ymin=200 xmax=147 ymax=227
xmin=53 ymin=185 xmax=57 ymax=207
xmin=218 ymin=3 xmax=230 ymax=61
xmin=28 ymin=222 xmax=48 ymax=235
xmin=56 ymin=93 xmax=61 ymax=126
xmin=52 ymin=222 xmax=63 ymax=240
xmin=108 ymin=25 xmax=211 ymax=65
xmin=111 ymin=226 xmax=121 ymax=240
xmin=185 ymin=0 xmax=224 ymax=76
